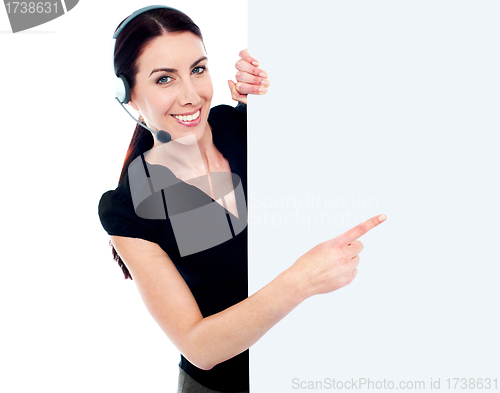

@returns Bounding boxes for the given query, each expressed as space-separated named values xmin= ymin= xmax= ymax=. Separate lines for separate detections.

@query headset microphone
xmin=115 ymin=98 xmax=172 ymax=143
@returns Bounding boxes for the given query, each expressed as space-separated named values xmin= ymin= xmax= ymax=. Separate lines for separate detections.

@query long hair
xmin=111 ymin=8 xmax=203 ymax=279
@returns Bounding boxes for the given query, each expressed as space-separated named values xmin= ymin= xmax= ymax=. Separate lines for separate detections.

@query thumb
xmin=228 ymin=80 xmax=239 ymax=101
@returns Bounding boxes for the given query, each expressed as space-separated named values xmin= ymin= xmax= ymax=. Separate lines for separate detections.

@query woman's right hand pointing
xmin=289 ymin=214 xmax=387 ymax=299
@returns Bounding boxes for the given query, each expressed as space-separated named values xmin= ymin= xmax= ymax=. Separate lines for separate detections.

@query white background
xmin=0 ymin=1 xmax=246 ymax=392
xmin=248 ymin=1 xmax=499 ymax=392
xmin=1 ymin=1 xmax=499 ymax=393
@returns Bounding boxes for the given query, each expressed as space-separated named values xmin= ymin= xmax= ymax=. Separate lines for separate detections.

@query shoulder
xmin=208 ymin=104 xmax=247 ymax=131
xmin=98 ymin=173 xmax=158 ymax=244
xmin=98 ymin=177 xmax=130 ymax=227
xmin=209 ymin=104 xmax=247 ymax=150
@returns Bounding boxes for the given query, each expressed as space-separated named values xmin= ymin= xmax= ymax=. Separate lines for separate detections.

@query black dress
xmin=98 ymin=104 xmax=249 ymax=392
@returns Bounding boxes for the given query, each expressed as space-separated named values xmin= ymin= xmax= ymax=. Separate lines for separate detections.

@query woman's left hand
xmin=228 ymin=49 xmax=270 ymax=105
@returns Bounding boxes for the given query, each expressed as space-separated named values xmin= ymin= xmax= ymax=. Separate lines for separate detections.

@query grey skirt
xmin=176 ymin=367 xmax=248 ymax=393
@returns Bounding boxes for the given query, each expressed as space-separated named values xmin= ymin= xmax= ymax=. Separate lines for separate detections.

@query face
xmin=129 ymin=32 xmax=213 ymax=144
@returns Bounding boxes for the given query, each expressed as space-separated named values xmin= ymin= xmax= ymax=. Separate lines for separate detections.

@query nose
xmin=178 ymin=78 xmax=201 ymax=107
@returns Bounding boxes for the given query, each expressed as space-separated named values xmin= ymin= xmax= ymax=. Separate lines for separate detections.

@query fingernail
xmin=259 ymin=87 xmax=267 ymax=95
xmin=261 ymin=79 xmax=270 ymax=87
xmin=252 ymin=61 xmax=260 ymax=66
xmin=259 ymin=71 xmax=268 ymax=78
xmin=379 ymin=214 xmax=387 ymax=222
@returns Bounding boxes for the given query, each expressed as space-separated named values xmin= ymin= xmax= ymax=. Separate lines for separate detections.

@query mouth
xmin=171 ymin=108 xmax=202 ymax=127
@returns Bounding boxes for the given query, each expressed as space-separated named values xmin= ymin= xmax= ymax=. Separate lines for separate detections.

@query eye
xmin=156 ymin=75 xmax=173 ymax=85
xmin=192 ymin=66 xmax=206 ymax=75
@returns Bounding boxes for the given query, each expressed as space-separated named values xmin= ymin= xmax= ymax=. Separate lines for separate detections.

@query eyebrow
xmin=149 ymin=56 xmax=208 ymax=77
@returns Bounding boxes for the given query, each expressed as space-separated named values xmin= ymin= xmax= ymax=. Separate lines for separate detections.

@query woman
xmin=99 ymin=6 xmax=386 ymax=393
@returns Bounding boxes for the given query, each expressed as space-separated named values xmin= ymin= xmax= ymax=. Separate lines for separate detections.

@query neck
xmin=144 ymin=122 xmax=222 ymax=178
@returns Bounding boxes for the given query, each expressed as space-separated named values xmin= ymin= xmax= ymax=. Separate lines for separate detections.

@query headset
xmin=112 ymin=5 xmax=179 ymax=143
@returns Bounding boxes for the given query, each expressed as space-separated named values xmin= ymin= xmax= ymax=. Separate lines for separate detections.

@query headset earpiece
xmin=115 ymin=74 xmax=131 ymax=104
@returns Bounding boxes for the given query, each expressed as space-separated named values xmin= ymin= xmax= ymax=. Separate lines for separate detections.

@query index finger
xmin=239 ymin=49 xmax=259 ymax=66
xmin=235 ymin=59 xmax=267 ymax=78
xmin=341 ymin=214 xmax=387 ymax=244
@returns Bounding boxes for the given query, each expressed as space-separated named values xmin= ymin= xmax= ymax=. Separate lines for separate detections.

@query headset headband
xmin=113 ymin=5 xmax=179 ymax=40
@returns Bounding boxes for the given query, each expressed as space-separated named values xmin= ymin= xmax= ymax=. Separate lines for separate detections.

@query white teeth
xmin=173 ymin=109 xmax=200 ymax=122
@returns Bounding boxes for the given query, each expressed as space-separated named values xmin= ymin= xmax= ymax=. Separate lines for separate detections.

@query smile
xmin=172 ymin=108 xmax=201 ymax=124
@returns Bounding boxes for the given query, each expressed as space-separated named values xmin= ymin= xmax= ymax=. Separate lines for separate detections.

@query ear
xmin=128 ymin=99 xmax=139 ymax=112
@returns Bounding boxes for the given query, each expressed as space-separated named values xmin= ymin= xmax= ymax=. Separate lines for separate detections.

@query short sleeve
xmin=98 ymin=180 xmax=158 ymax=244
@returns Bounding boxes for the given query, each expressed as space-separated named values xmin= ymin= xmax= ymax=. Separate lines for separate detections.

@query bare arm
xmin=111 ymin=214 xmax=386 ymax=370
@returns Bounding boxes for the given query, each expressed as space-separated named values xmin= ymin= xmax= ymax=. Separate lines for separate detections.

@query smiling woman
xmin=98 ymin=5 xmax=385 ymax=393
xmin=99 ymin=6 xmax=257 ymax=392
xmin=128 ymin=33 xmax=213 ymax=144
